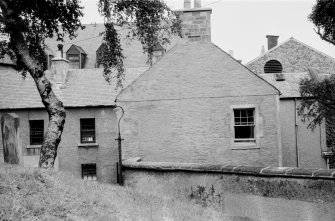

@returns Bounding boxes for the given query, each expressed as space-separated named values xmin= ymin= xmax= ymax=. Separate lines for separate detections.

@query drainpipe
xmin=115 ymin=105 xmax=124 ymax=185
xmin=294 ymin=98 xmax=299 ymax=167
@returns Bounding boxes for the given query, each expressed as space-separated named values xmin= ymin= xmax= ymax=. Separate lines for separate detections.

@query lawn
xmin=0 ymin=165 xmax=228 ymax=221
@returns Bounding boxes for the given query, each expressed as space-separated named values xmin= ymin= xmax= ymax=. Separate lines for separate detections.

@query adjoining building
xmin=116 ymin=2 xmax=282 ymax=167
xmin=1 ymin=0 xmax=334 ymax=184
xmin=247 ymin=36 xmax=335 ymax=168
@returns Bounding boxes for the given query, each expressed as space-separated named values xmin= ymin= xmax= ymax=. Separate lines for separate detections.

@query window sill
xmin=27 ymin=145 xmax=42 ymax=149
xmin=77 ymin=143 xmax=99 ymax=148
xmin=231 ymin=142 xmax=259 ymax=150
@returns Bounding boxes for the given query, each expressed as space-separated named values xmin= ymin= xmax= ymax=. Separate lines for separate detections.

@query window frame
xmin=230 ymin=105 xmax=259 ymax=149
xmin=81 ymin=163 xmax=97 ymax=181
xmin=80 ymin=118 xmax=96 ymax=144
xmin=264 ymin=59 xmax=283 ymax=73
xmin=29 ymin=120 xmax=44 ymax=145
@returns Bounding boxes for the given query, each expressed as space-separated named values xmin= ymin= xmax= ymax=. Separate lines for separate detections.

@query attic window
xmin=96 ymin=43 xmax=107 ymax=68
xmin=264 ymin=60 xmax=282 ymax=73
xmin=66 ymin=44 xmax=86 ymax=69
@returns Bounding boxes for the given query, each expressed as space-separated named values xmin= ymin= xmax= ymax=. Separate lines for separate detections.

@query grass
xmin=0 ymin=165 xmax=229 ymax=221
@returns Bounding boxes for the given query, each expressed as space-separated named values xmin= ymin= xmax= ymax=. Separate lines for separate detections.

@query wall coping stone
xmin=123 ymin=158 xmax=335 ymax=179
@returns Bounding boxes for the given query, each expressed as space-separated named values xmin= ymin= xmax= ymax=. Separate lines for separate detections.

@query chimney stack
xmin=266 ymin=35 xmax=279 ymax=50
xmin=184 ymin=0 xmax=191 ymax=9
xmin=194 ymin=0 xmax=201 ymax=8
xmin=52 ymin=44 xmax=69 ymax=85
xmin=176 ymin=0 xmax=212 ymax=42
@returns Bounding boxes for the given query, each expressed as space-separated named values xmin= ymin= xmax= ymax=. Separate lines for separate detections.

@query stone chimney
xmin=184 ymin=0 xmax=191 ymax=9
xmin=266 ymin=35 xmax=279 ymax=50
xmin=194 ymin=0 xmax=201 ymax=8
xmin=51 ymin=44 xmax=69 ymax=85
xmin=175 ymin=0 xmax=212 ymax=42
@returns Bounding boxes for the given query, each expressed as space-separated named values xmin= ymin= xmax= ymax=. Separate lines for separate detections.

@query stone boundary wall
xmin=123 ymin=158 xmax=335 ymax=204
xmin=123 ymin=159 xmax=335 ymax=179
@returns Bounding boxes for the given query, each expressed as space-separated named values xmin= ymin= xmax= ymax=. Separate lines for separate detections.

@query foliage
xmin=97 ymin=0 xmax=181 ymax=88
xmin=189 ymin=185 xmax=224 ymax=208
xmin=308 ymin=0 xmax=335 ymax=46
xmin=298 ymin=71 xmax=335 ymax=152
xmin=0 ymin=165 xmax=225 ymax=221
xmin=0 ymin=0 xmax=84 ymax=74
xmin=298 ymin=73 xmax=335 ymax=129
xmin=0 ymin=0 xmax=181 ymax=167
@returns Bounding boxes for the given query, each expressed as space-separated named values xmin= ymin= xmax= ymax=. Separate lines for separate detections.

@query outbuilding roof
xmin=259 ymin=72 xmax=309 ymax=98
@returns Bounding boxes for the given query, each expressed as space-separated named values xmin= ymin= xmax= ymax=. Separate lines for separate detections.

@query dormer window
xmin=66 ymin=44 xmax=86 ymax=69
xmin=96 ymin=43 xmax=107 ymax=68
xmin=264 ymin=60 xmax=282 ymax=73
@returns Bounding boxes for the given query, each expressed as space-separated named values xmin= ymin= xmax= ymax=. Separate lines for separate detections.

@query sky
xmin=80 ymin=0 xmax=335 ymax=64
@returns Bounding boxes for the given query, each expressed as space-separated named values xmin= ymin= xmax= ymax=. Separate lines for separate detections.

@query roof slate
xmin=45 ymin=23 xmax=178 ymax=69
xmin=259 ymin=72 xmax=309 ymax=98
xmin=117 ymin=41 xmax=279 ymax=101
xmin=0 ymin=66 xmax=147 ymax=109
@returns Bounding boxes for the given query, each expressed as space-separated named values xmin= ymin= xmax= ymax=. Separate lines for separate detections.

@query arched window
xmin=264 ymin=60 xmax=282 ymax=73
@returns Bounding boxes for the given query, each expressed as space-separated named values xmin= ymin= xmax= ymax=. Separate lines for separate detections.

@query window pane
xmin=233 ymin=108 xmax=255 ymax=141
xmin=30 ymin=120 xmax=44 ymax=145
xmin=80 ymin=119 xmax=95 ymax=143
xmin=234 ymin=109 xmax=254 ymax=126
xmin=235 ymin=126 xmax=255 ymax=139
xmin=81 ymin=164 xmax=97 ymax=180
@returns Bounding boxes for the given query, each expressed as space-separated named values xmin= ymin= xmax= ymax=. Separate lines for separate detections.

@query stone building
xmin=247 ymin=36 xmax=335 ymax=75
xmin=116 ymin=2 xmax=282 ymax=167
xmin=1 ymin=0 xmax=333 ymax=180
xmin=246 ymin=36 xmax=335 ymax=168
xmin=0 ymin=25 xmax=149 ymax=182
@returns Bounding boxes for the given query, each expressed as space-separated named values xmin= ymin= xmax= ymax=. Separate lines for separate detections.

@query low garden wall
xmin=123 ymin=158 xmax=335 ymax=204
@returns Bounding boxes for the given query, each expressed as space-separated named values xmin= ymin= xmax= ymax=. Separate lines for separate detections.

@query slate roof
xmin=0 ymin=23 xmax=180 ymax=110
xmin=45 ymin=23 xmax=178 ymax=69
xmin=117 ymin=41 xmax=279 ymax=101
xmin=259 ymin=72 xmax=309 ymax=98
xmin=45 ymin=24 xmax=149 ymax=69
xmin=0 ymin=66 xmax=147 ymax=109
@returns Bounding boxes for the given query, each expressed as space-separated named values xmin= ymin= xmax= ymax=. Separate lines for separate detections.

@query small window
xmin=66 ymin=44 xmax=86 ymax=69
xmin=47 ymin=54 xmax=54 ymax=69
xmin=68 ymin=54 xmax=80 ymax=69
xmin=81 ymin=164 xmax=97 ymax=180
xmin=80 ymin=118 xmax=95 ymax=143
xmin=29 ymin=120 xmax=44 ymax=145
xmin=234 ymin=109 xmax=255 ymax=143
xmin=264 ymin=60 xmax=282 ymax=73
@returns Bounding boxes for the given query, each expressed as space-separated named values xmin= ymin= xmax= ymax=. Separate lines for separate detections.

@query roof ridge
xmin=246 ymin=37 xmax=335 ymax=65
xmin=291 ymin=38 xmax=335 ymax=62
xmin=245 ymin=38 xmax=292 ymax=65
xmin=211 ymin=42 xmax=281 ymax=95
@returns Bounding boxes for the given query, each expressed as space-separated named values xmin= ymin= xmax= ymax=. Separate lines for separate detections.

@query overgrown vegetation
xmin=0 ymin=165 xmax=228 ymax=221
xmin=299 ymin=0 xmax=335 ymax=167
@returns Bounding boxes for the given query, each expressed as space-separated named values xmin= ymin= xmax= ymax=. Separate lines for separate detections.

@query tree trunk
xmin=5 ymin=26 xmax=66 ymax=169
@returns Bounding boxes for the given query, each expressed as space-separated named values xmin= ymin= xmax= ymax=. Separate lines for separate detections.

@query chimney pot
xmin=229 ymin=50 xmax=234 ymax=57
xmin=184 ymin=0 xmax=191 ymax=9
xmin=57 ymin=44 xmax=64 ymax=58
xmin=266 ymin=35 xmax=279 ymax=50
xmin=194 ymin=0 xmax=201 ymax=8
